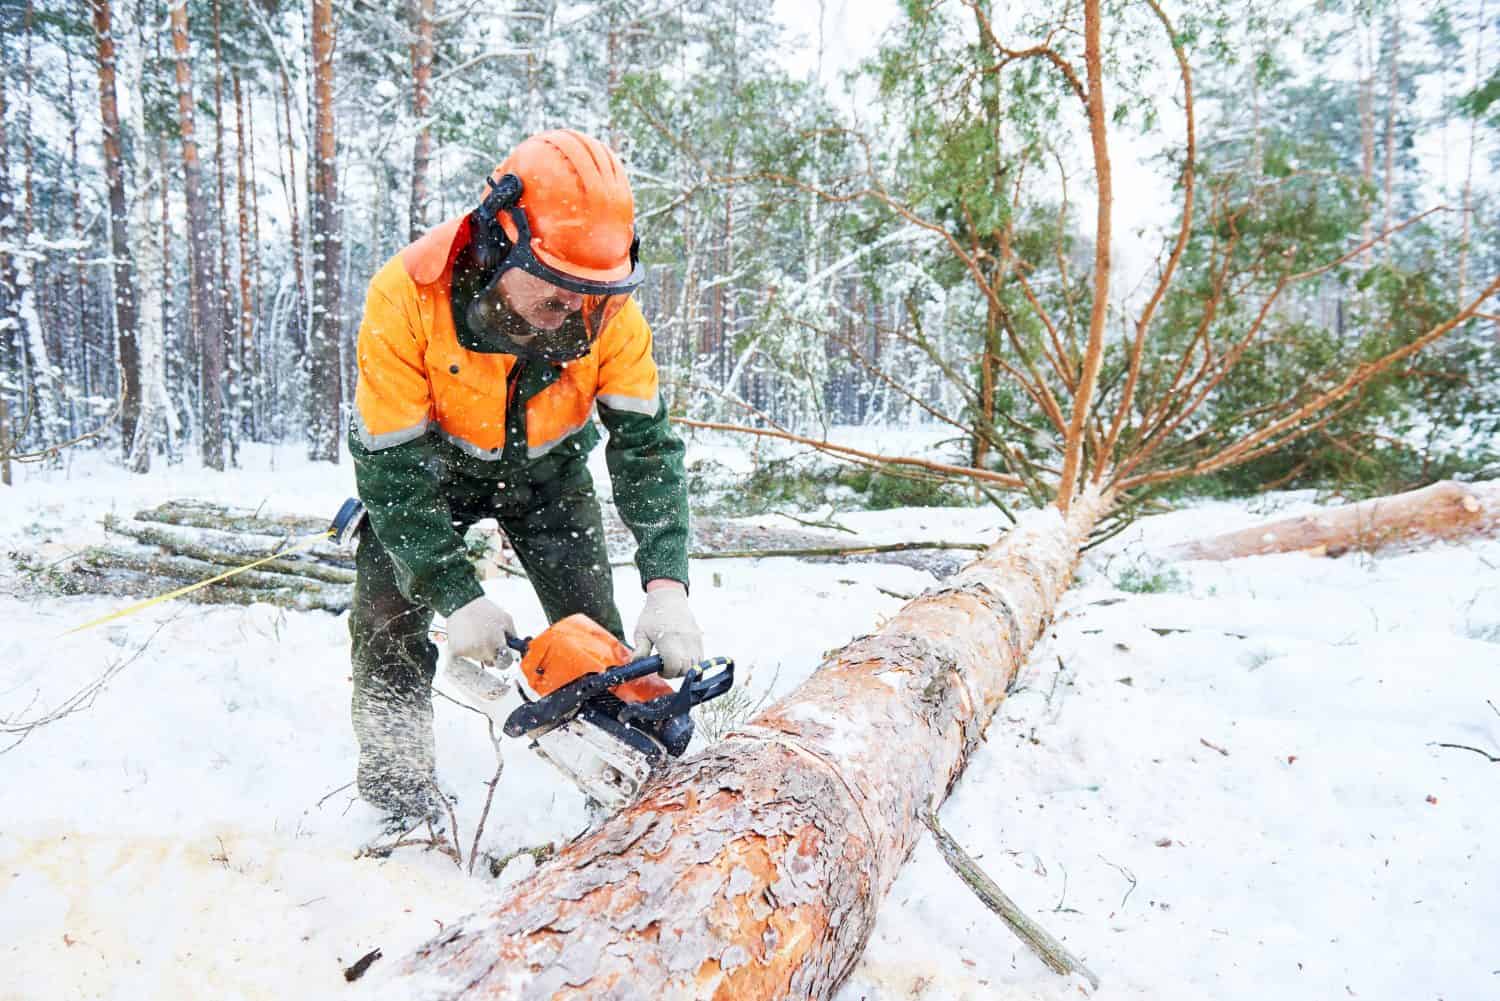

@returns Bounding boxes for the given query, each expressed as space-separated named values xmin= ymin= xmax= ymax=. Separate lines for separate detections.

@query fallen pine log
xmin=1164 ymin=479 xmax=1500 ymax=562
xmin=393 ymin=483 xmax=1114 ymax=999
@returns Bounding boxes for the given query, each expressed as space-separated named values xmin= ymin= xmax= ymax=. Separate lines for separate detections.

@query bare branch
xmin=1100 ymin=0 xmax=1196 ymax=475
xmin=673 ymin=418 xmax=1025 ymax=488
xmin=1056 ymin=0 xmax=1112 ymax=509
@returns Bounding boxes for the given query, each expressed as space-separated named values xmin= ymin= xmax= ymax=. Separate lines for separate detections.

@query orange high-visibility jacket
xmin=347 ymin=215 xmax=689 ymax=617
xmin=353 ymin=214 xmax=660 ymax=460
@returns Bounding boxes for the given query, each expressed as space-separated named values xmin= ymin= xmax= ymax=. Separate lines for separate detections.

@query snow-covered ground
xmin=2 ymin=443 xmax=1496 ymax=1000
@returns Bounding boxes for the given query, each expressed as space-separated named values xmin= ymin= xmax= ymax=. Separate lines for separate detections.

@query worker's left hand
xmin=632 ymin=582 xmax=703 ymax=679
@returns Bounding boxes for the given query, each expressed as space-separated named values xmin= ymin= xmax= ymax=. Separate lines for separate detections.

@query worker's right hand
xmin=445 ymin=596 xmax=518 ymax=667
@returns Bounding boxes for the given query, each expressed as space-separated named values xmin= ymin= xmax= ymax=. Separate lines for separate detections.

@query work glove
xmin=445 ymin=596 xmax=518 ymax=668
xmin=631 ymin=585 xmax=704 ymax=679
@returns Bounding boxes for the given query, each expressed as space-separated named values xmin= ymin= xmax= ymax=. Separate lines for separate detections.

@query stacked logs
xmin=61 ymin=500 xmax=354 ymax=612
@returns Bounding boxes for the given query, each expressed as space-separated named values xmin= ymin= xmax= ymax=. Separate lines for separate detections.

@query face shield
xmin=465 ymin=176 xmax=643 ymax=363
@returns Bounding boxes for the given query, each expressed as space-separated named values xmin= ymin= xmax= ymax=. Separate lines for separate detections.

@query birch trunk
xmin=124 ymin=14 xmax=165 ymax=474
xmin=395 ymin=485 xmax=1114 ymax=999
xmin=276 ymin=67 xmax=308 ymax=356
xmin=15 ymin=0 xmax=66 ymax=447
xmin=234 ymin=70 xmax=255 ymax=440
xmin=212 ymin=0 xmax=238 ymax=461
xmin=1165 ymin=479 xmax=1500 ymax=562
xmin=1358 ymin=21 xmax=1375 ymax=263
xmin=1458 ymin=0 xmax=1486 ymax=303
xmin=1382 ymin=6 xmax=1400 ymax=264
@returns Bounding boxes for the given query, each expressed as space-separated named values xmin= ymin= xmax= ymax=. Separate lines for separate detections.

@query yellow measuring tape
xmin=63 ymin=529 xmax=336 ymax=636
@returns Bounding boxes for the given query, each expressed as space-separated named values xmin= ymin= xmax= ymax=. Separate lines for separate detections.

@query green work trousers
xmin=348 ymin=459 xmax=624 ymax=814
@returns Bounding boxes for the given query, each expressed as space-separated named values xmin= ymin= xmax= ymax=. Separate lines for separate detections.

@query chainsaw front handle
xmin=502 ymin=653 xmax=735 ymax=739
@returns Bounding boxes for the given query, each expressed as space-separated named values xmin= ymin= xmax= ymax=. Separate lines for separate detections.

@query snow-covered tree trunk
xmin=408 ymin=0 xmax=436 ymax=241
xmin=394 ymin=484 xmax=1113 ymax=999
xmin=90 ymin=0 xmax=142 ymax=460
xmin=233 ymin=70 xmax=255 ymax=442
xmin=305 ymin=0 xmax=342 ymax=463
xmin=169 ymin=0 xmax=226 ymax=470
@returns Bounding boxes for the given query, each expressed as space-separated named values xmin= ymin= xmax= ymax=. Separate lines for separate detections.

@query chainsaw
xmin=330 ymin=497 xmax=734 ymax=810
xmin=449 ymin=614 xmax=733 ymax=810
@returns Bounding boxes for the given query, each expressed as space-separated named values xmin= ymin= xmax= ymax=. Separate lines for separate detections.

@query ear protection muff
xmin=470 ymin=173 xmax=524 ymax=274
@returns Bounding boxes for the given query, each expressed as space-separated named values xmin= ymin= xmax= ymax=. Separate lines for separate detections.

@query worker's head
xmin=464 ymin=130 xmax=642 ymax=362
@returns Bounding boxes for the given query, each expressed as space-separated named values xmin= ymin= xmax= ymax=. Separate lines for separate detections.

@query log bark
xmin=1165 ymin=479 xmax=1500 ymax=562
xmin=394 ymin=484 xmax=1114 ymax=999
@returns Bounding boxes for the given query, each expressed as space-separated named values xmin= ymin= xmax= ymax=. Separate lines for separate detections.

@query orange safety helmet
xmin=470 ymin=129 xmax=643 ymax=296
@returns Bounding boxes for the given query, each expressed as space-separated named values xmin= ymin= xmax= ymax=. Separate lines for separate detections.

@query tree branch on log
xmin=921 ymin=809 xmax=1100 ymax=989
xmin=674 ymin=418 xmax=1025 ymax=488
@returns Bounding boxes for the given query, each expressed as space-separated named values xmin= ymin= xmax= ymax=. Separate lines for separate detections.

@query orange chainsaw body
xmin=520 ymin=613 xmax=672 ymax=704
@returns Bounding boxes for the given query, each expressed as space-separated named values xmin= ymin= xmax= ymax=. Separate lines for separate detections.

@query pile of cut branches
xmin=54 ymin=500 xmax=354 ymax=613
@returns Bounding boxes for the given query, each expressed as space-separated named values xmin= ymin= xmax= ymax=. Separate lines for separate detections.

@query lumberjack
xmin=346 ymin=130 xmax=704 ymax=821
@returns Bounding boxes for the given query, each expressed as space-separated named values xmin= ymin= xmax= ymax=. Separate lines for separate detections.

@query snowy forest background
xmin=1 ymin=0 xmax=1498 ymax=503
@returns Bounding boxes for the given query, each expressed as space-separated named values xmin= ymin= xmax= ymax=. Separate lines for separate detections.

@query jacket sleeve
xmin=350 ymin=270 xmax=484 ymax=617
xmin=593 ymin=298 xmax=690 ymax=590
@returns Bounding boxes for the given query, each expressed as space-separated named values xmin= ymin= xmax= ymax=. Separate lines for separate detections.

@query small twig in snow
xmin=772 ymin=509 xmax=858 ymax=535
xmin=429 ymin=783 xmax=463 ymax=869
xmin=875 ymin=586 xmax=914 ymax=601
xmin=1488 ymin=699 xmax=1499 ymax=721
xmin=468 ymin=718 xmax=506 ymax=876
xmin=921 ymin=810 xmax=1099 ymax=989
xmin=1052 ymin=861 xmax=1080 ymax=914
xmin=1199 ymin=738 xmax=1230 ymax=757
xmin=1 ymin=617 xmax=174 ymax=754
xmin=1430 ymin=742 xmax=1500 ymax=763
xmin=1097 ymin=854 xmax=1138 ymax=910
xmin=315 ymin=780 xmax=355 ymax=809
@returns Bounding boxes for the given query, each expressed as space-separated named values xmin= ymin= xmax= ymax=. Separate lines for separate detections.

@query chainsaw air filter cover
xmin=520 ymin=613 xmax=673 ymax=705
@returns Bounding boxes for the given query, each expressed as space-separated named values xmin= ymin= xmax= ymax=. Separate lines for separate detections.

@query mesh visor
xmin=466 ymin=268 xmax=632 ymax=364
